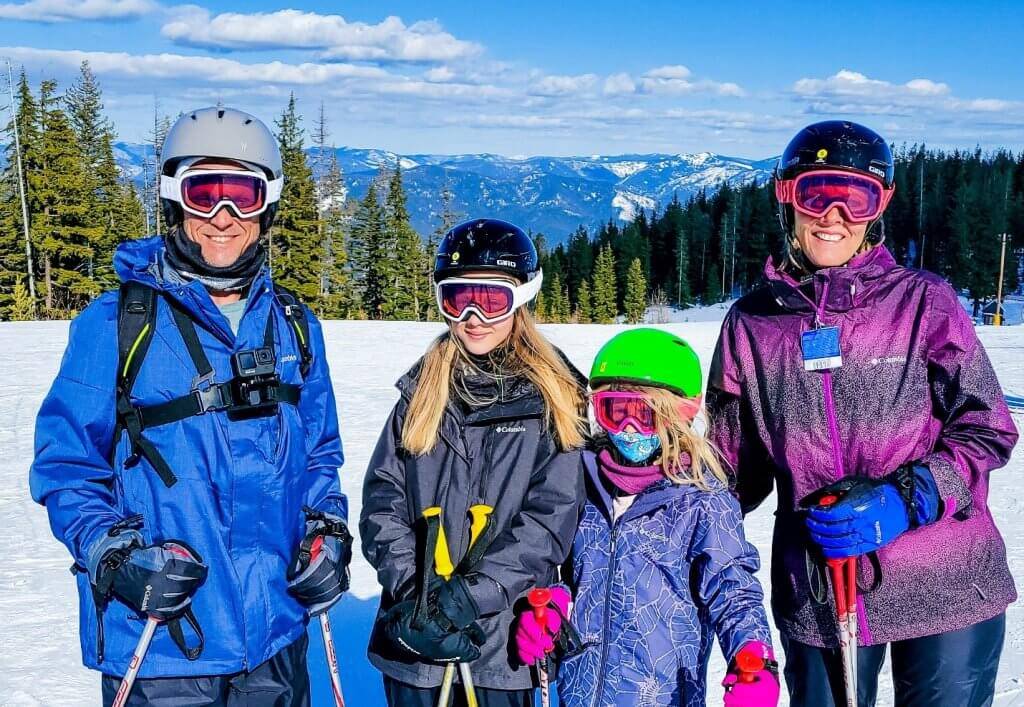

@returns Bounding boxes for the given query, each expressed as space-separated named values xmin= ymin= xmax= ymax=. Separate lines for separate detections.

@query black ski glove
xmin=382 ymin=597 xmax=486 ymax=664
xmin=96 ymin=540 xmax=208 ymax=620
xmin=287 ymin=508 xmax=353 ymax=616
xmin=429 ymin=574 xmax=483 ymax=631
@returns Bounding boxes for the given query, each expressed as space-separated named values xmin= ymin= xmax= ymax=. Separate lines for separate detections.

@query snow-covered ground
xmin=1 ymin=317 xmax=1023 ymax=706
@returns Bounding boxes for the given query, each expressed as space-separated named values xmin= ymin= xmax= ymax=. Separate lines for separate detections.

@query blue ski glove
xmin=803 ymin=465 xmax=940 ymax=559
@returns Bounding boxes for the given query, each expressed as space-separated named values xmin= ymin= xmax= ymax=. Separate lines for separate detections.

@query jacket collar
xmin=583 ymin=450 xmax=696 ymax=525
xmin=762 ymin=245 xmax=900 ymax=316
xmin=114 ymin=236 xmax=272 ymax=344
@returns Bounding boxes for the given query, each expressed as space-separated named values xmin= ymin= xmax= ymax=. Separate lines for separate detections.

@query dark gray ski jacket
xmin=360 ymin=359 xmax=586 ymax=690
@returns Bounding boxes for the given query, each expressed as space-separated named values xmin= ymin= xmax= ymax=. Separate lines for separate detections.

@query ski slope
xmin=1 ymin=318 xmax=1023 ymax=706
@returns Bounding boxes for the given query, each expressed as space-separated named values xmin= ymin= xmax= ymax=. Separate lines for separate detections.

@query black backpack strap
xmin=273 ymin=284 xmax=313 ymax=378
xmin=114 ymin=284 xmax=178 ymax=488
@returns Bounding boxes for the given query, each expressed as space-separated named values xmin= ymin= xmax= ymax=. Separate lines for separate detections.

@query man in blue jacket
xmin=30 ymin=106 xmax=349 ymax=706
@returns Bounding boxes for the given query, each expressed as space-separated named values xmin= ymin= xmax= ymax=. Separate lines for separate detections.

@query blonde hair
xmin=594 ymin=384 xmax=727 ymax=491
xmin=402 ymin=309 xmax=588 ymax=455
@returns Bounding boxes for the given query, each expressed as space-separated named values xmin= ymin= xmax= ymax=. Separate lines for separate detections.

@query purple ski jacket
xmin=707 ymin=244 xmax=1017 ymax=647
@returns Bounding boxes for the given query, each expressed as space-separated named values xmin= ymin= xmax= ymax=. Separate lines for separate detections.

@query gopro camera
xmin=230 ymin=347 xmax=279 ymax=411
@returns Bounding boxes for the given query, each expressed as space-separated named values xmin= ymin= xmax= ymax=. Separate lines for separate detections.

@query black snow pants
xmin=782 ymin=613 xmax=1005 ymax=707
xmin=383 ymin=676 xmax=533 ymax=707
xmin=101 ymin=634 xmax=309 ymax=707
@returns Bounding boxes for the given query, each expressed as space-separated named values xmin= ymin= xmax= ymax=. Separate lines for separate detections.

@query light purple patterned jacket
xmin=707 ymin=244 xmax=1017 ymax=647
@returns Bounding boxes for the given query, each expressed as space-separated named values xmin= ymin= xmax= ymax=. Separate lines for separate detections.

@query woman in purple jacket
xmin=707 ymin=120 xmax=1018 ymax=707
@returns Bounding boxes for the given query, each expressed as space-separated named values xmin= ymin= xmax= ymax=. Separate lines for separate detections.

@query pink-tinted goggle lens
xmin=439 ymin=281 xmax=514 ymax=320
xmin=181 ymin=173 xmax=266 ymax=214
xmin=592 ymin=392 xmax=657 ymax=434
xmin=777 ymin=171 xmax=889 ymax=223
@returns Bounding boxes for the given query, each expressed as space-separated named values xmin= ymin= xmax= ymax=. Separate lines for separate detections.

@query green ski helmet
xmin=589 ymin=328 xmax=702 ymax=397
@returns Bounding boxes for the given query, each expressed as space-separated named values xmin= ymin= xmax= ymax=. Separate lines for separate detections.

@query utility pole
xmin=5 ymin=60 xmax=35 ymax=305
xmin=994 ymin=233 xmax=1010 ymax=326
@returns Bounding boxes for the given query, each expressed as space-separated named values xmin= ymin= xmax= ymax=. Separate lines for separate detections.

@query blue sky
xmin=1 ymin=0 xmax=1022 ymax=157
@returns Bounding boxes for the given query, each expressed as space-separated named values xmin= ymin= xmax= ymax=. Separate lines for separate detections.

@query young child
xmin=361 ymin=218 xmax=588 ymax=706
xmin=515 ymin=328 xmax=779 ymax=707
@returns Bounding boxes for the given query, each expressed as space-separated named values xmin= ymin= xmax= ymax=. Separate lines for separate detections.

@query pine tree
xmin=7 ymin=279 xmax=34 ymax=320
xmin=34 ymin=79 xmax=103 ymax=315
xmin=273 ymin=94 xmax=323 ymax=301
xmin=350 ymin=179 xmax=389 ymax=318
xmin=705 ymin=262 xmax=723 ymax=304
xmin=65 ymin=61 xmax=125 ymax=289
xmin=384 ymin=165 xmax=424 ymax=320
xmin=533 ymin=290 xmax=547 ymax=322
xmin=592 ymin=245 xmax=617 ymax=323
xmin=545 ymin=272 xmax=569 ymax=323
xmin=144 ymin=103 xmax=171 ymax=237
xmin=424 ymin=178 xmax=462 ymax=321
xmin=576 ymin=278 xmax=592 ymax=323
xmin=318 ymin=151 xmax=353 ymax=318
xmin=624 ymin=257 xmax=647 ymax=324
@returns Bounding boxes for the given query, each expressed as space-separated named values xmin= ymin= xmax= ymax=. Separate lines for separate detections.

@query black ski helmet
xmin=775 ymin=120 xmax=895 ymax=236
xmin=434 ymin=218 xmax=540 ymax=283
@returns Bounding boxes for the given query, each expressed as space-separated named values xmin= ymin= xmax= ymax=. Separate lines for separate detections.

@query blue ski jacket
xmin=558 ymin=451 xmax=771 ymax=707
xmin=30 ymin=236 xmax=346 ymax=678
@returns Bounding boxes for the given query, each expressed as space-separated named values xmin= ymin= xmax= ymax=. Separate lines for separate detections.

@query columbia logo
xmin=495 ymin=424 xmax=526 ymax=433
xmin=869 ymin=356 xmax=906 ymax=366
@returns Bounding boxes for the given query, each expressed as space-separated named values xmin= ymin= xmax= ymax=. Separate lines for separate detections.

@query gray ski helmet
xmin=159 ymin=107 xmax=283 ymax=232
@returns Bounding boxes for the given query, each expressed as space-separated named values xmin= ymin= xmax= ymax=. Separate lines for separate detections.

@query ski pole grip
xmin=527 ymin=587 xmax=552 ymax=632
xmin=423 ymin=507 xmax=454 ymax=580
xmin=734 ymin=649 xmax=764 ymax=684
xmin=468 ymin=504 xmax=494 ymax=549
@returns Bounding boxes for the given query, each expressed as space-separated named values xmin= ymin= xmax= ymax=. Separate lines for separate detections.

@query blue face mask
xmin=609 ymin=429 xmax=661 ymax=464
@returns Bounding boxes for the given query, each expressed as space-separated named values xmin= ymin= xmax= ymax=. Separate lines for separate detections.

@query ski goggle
xmin=436 ymin=272 xmax=543 ymax=323
xmin=775 ymin=170 xmax=893 ymax=223
xmin=160 ymin=169 xmax=283 ymax=218
xmin=591 ymin=390 xmax=702 ymax=435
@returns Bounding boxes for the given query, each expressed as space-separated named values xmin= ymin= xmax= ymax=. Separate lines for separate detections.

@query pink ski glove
xmin=513 ymin=585 xmax=571 ymax=665
xmin=722 ymin=641 xmax=780 ymax=707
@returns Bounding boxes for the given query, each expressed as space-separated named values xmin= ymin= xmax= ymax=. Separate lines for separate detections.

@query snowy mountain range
xmin=113 ymin=143 xmax=776 ymax=243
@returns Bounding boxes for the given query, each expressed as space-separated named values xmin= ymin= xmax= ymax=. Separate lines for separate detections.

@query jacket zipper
xmin=593 ymin=519 xmax=620 ymax=707
xmin=813 ymin=278 xmax=846 ymax=480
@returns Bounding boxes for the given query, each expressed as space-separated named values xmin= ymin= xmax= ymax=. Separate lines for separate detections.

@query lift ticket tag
xmin=802 ymin=326 xmax=843 ymax=371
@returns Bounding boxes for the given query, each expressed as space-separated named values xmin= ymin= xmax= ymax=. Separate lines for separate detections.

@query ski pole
xmin=309 ymin=535 xmax=346 ymax=707
xmin=527 ymin=587 xmax=553 ymax=707
xmin=428 ymin=505 xmax=492 ymax=707
xmin=819 ymin=494 xmax=857 ymax=707
xmin=110 ymin=616 xmax=159 ymax=707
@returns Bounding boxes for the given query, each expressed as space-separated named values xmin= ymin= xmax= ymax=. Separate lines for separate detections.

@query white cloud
xmin=0 ymin=0 xmax=155 ymax=21
xmin=424 ymin=66 xmax=456 ymax=83
xmin=529 ymin=73 xmax=598 ymax=97
xmin=160 ymin=9 xmax=482 ymax=63
xmin=599 ymin=66 xmax=744 ymax=97
xmin=793 ymin=69 xmax=951 ymax=99
xmin=0 ymin=46 xmax=388 ymax=84
xmin=791 ymin=69 xmax=1021 ymax=119
xmin=603 ymin=72 xmax=636 ymax=95
xmin=644 ymin=65 xmax=692 ymax=80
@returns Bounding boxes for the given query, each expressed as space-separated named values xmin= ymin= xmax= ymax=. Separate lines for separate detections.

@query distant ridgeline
xmin=0 ymin=66 xmax=1021 ymax=321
